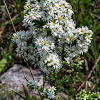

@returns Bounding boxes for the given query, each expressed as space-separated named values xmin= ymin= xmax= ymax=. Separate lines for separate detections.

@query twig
xmin=23 ymin=73 xmax=28 ymax=81
xmin=43 ymin=73 xmax=46 ymax=89
xmin=25 ymin=60 xmax=43 ymax=100
xmin=90 ymin=13 xmax=100 ymax=19
xmin=11 ymin=88 xmax=26 ymax=99
xmin=84 ymin=58 xmax=89 ymax=72
xmin=3 ymin=0 xmax=16 ymax=33
xmin=75 ymin=55 xmax=100 ymax=94
xmin=25 ymin=60 xmax=34 ymax=80
xmin=85 ymin=81 xmax=88 ymax=91
xmin=38 ymin=89 xmax=43 ymax=100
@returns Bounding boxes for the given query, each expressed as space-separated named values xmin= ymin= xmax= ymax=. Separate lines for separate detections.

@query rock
xmin=0 ymin=64 xmax=68 ymax=100
xmin=1 ymin=64 xmax=50 ymax=89
xmin=0 ymin=64 xmax=50 ymax=100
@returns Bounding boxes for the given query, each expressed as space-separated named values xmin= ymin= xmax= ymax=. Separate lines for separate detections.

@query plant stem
xmin=95 ymin=63 xmax=98 ymax=91
xmin=25 ymin=60 xmax=43 ymax=100
xmin=3 ymin=0 xmax=16 ymax=33
xmin=12 ymin=89 xmax=26 ymax=99
xmin=43 ymin=73 xmax=46 ymax=89
xmin=25 ymin=60 xmax=34 ymax=80
xmin=76 ymin=75 xmax=83 ymax=83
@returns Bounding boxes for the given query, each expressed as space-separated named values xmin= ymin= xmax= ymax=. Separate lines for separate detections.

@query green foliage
xmin=76 ymin=89 xmax=100 ymax=100
xmin=12 ymin=0 xmax=26 ymax=13
xmin=69 ymin=0 xmax=95 ymax=27
xmin=0 ymin=0 xmax=26 ymax=73
xmin=12 ymin=0 xmax=25 ymax=24
xmin=68 ymin=0 xmax=100 ymax=91
xmin=47 ymin=56 xmax=83 ymax=99
xmin=47 ymin=70 xmax=68 ymax=93
xmin=64 ymin=57 xmax=83 ymax=99
xmin=33 ymin=19 xmax=47 ymax=28
xmin=0 ymin=42 xmax=13 ymax=72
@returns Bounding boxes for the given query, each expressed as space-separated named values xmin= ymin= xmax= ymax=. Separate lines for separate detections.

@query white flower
xmin=48 ymin=86 xmax=56 ymax=91
xmin=35 ymin=36 xmax=55 ymax=54
xmin=85 ymin=35 xmax=92 ymax=43
xmin=45 ymin=53 xmax=62 ymax=71
xmin=44 ymin=86 xmax=56 ymax=99
xmin=27 ymin=80 xmax=38 ymax=89
xmin=65 ymin=57 xmax=72 ymax=64
xmin=29 ymin=10 xmax=41 ymax=20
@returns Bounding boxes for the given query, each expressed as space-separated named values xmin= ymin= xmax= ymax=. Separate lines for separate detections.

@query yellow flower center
xmin=53 ymin=23 xmax=56 ymax=25
xmin=69 ymin=36 xmax=73 ymax=40
xmin=21 ymin=39 xmax=24 ymax=42
xmin=68 ymin=5 xmax=71 ymax=9
xmin=81 ymin=29 xmax=84 ymax=32
xmin=52 ymin=3 xmax=55 ymax=7
xmin=13 ymin=36 xmax=17 ymax=40
xmin=50 ymin=59 xmax=53 ymax=62
xmin=33 ymin=13 xmax=36 ymax=16
xmin=53 ymin=29 xmax=57 ymax=32
xmin=54 ymin=63 xmax=57 ymax=65
xmin=75 ymin=47 xmax=78 ymax=50
xmin=49 ymin=8 xmax=52 ymax=10
xmin=60 ymin=4 xmax=63 ymax=7
xmin=43 ymin=41 xmax=47 ymax=45
xmin=70 ymin=50 xmax=74 ymax=54
xmin=69 ymin=27 xmax=72 ymax=29
xmin=58 ymin=16 xmax=62 ymax=20
xmin=25 ymin=3 xmax=29 ymax=6
xmin=52 ymin=19 xmax=56 ymax=23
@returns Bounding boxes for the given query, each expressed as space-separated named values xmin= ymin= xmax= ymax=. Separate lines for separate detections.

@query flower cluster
xmin=27 ymin=80 xmax=38 ymax=89
xmin=27 ymin=80 xmax=56 ymax=99
xmin=12 ymin=0 xmax=93 ymax=73
xmin=43 ymin=86 xmax=56 ymax=99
